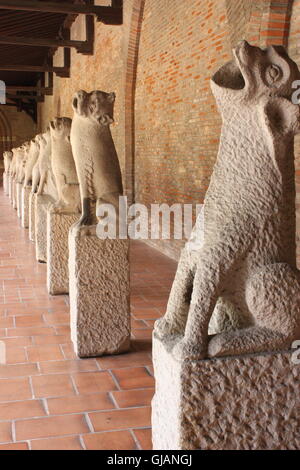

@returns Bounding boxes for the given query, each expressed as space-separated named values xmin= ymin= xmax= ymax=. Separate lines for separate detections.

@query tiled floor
xmin=0 ymin=185 xmax=177 ymax=450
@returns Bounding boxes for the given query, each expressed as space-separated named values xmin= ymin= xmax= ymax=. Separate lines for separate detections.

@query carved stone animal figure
xmin=155 ymin=41 xmax=300 ymax=359
xmin=35 ymin=129 xmax=57 ymax=198
xmin=17 ymin=142 xmax=30 ymax=184
xmin=24 ymin=137 xmax=41 ymax=187
xmin=49 ymin=117 xmax=80 ymax=214
xmin=70 ymin=90 xmax=123 ymax=226
xmin=3 ymin=151 xmax=13 ymax=174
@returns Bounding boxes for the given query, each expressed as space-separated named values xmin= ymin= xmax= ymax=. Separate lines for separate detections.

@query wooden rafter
xmin=0 ymin=1 xmax=123 ymax=24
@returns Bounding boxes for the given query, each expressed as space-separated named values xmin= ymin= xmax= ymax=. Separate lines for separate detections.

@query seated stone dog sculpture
xmin=155 ymin=41 xmax=300 ymax=359
xmin=70 ymin=90 xmax=123 ymax=227
xmin=49 ymin=117 xmax=80 ymax=214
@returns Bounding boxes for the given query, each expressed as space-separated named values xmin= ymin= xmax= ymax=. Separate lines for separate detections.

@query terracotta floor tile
xmin=1 ymin=336 xmax=33 ymax=348
xmin=73 ymin=372 xmax=117 ymax=395
xmin=132 ymin=329 xmax=153 ymax=340
xmin=30 ymin=436 xmax=82 ymax=450
xmin=6 ymin=347 xmax=27 ymax=364
xmin=39 ymin=359 xmax=99 ymax=375
xmin=0 ymin=422 xmax=12 ymax=443
xmin=0 ymin=377 xmax=32 ymax=401
xmin=7 ymin=326 xmax=54 ymax=337
xmin=89 ymin=407 xmax=151 ymax=432
xmin=15 ymin=315 xmax=45 ymax=328
xmin=47 ymin=393 xmax=114 ymax=415
xmin=112 ymin=389 xmax=154 ymax=408
xmin=0 ymin=442 xmax=29 ymax=450
xmin=32 ymin=374 xmax=75 ymax=398
xmin=83 ymin=430 xmax=137 ymax=450
xmin=0 ymin=317 xmax=14 ymax=328
xmin=43 ymin=313 xmax=70 ymax=326
xmin=133 ymin=428 xmax=153 ymax=450
xmin=33 ymin=334 xmax=71 ymax=346
xmin=0 ymin=399 xmax=46 ymax=421
xmin=61 ymin=343 xmax=77 ymax=359
xmin=112 ymin=367 xmax=154 ymax=390
xmin=97 ymin=351 xmax=152 ymax=370
xmin=0 ymin=363 xmax=39 ymax=379
xmin=15 ymin=414 xmax=89 ymax=441
xmin=27 ymin=344 xmax=64 ymax=362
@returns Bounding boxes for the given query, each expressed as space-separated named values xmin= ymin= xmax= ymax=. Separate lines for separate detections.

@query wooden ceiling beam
xmin=6 ymin=94 xmax=44 ymax=102
xmin=0 ymin=35 xmax=89 ymax=51
xmin=6 ymin=86 xmax=53 ymax=95
xmin=0 ymin=64 xmax=69 ymax=76
xmin=0 ymin=1 xmax=123 ymax=24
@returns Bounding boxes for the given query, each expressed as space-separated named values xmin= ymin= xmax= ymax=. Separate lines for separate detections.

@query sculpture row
xmin=3 ymin=90 xmax=130 ymax=358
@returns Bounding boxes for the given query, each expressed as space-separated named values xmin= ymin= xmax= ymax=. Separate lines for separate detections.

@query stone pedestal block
xmin=3 ymin=172 xmax=8 ymax=195
xmin=12 ymin=180 xmax=17 ymax=209
xmin=35 ymin=194 xmax=53 ymax=262
xmin=21 ymin=186 xmax=31 ymax=229
xmin=152 ymin=335 xmax=299 ymax=450
xmin=16 ymin=183 xmax=23 ymax=218
xmin=8 ymin=175 xmax=13 ymax=201
xmin=69 ymin=226 xmax=130 ymax=358
xmin=29 ymin=193 xmax=36 ymax=242
xmin=47 ymin=211 xmax=79 ymax=295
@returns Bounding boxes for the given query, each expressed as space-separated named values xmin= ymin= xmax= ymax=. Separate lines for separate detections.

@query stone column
xmin=29 ymin=193 xmax=36 ymax=242
xmin=152 ymin=335 xmax=299 ymax=450
xmin=16 ymin=183 xmax=23 ymax=219
xmin=69 ymin=225 xmax=130 ymax=358
xmin=3 ymin=172 xmax=8 ymax=195
xmin=47 ymin=211 xmax=79 ymax=295
xmin=35 ymin=194 xmax=53 ymax=262
xmin=21 ymin=186 xmax=31 ymax=229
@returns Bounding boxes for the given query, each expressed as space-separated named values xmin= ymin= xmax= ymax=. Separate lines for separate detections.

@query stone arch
xmin=124 ymin=0 xmax=146 ymax=205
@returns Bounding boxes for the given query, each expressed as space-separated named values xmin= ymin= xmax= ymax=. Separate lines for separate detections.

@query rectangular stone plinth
xmin=69 ymin=226 xmax=130 ymax=358
xmin=8 ymin=175 xmax=13 ymax=201
xmin=12 ymin=180 xmax=17 ymax=209
xmin=21 ymin=186 xmax=31 ymax=229
xmin=16 ymin=183 xmax=23 ymax=219
xmin=47 ymin=211 xmax=79 ymax=295
xmin=3 ymin=172 xmax=8 ymax=195
xmin=152 ymin=335 xmax=300 ymax=450
xmin=35 ymin=194 xmax=53 ymax=263
xmin=29 ymin=193 xmax=36 ymax=242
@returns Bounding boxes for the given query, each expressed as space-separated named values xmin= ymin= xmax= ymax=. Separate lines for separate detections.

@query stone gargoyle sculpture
xmin=49 ymin=117 xmax=80 ymax=214
xmin=16 ymin=141 xmax=30 ymax=184
xmin=33 ymin=129 xmax=57 ymax=198
xmin=3 ymin=150 xmax=13 ymax=175
xmin=70 ymin=90 xmax=123 ymax=227
xmin=155 ymin=41 xmax=300 ymax=359
xmin=24 ymin=137 xmax=40 ymax=188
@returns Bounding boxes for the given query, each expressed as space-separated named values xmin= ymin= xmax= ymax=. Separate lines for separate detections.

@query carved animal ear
xmin=107 ymin=92 xmax=116 ymax=103
xmin=261 ymin=97 xmax=300 ymax=136
xmin=100 ymin=114 xmax=114 ymax=125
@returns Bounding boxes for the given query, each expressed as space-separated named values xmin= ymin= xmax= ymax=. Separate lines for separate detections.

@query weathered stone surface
xmin=3 ymin=172 xmax=8 ymax=196
xmin=49 ymin=117 xmax=80 ymax=214
xmin=8 ymin=175 xmax=13 ymax=201
xmin=155 ymin=42 xmax=300 ymax=360
xmin=35 ymin=194 xmax=53 ymax=262
xmin=12 ymin=180 xmax=17 ymax=210
xmin=21 ymin=186 xmax=31 ymax=229
xmin=70 ymin=90 xmax=123 ymax=227
xmin=47 ymin=211 xmax=79 ymax=295
xmin=152 ymin=334 xmax=300 ymax=450
xmin=16 ymin=183 xmax=22 ymax=219
xmin=29 ymin=192 xmax=36 ymax=242
xmin=69 ymin=225 xmax=130 ymax=357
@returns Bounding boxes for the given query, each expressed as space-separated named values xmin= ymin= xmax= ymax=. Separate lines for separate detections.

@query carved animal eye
xmin=266 ymin=64 xmax=282 ymax=83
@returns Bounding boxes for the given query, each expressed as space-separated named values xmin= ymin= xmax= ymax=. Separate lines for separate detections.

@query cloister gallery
xmin=0 ymin=0 xmax=299 ymax=452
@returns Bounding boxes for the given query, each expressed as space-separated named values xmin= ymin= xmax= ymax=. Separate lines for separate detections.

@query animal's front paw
xmin=154 ymin=317 xmax=182 ymax=339
xmin=172 ymin=338 xmax=207 ymax=361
